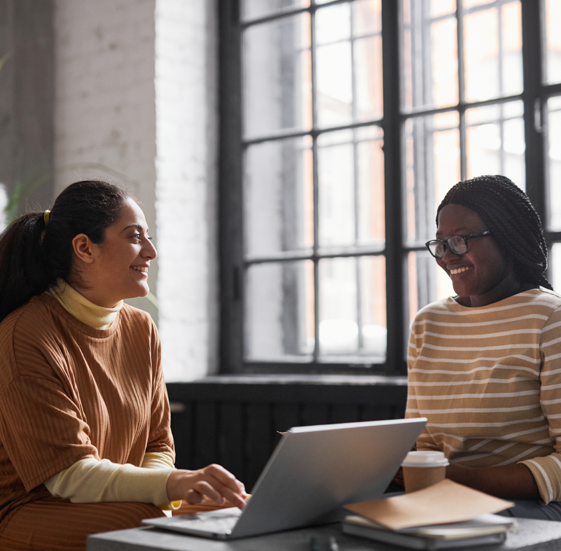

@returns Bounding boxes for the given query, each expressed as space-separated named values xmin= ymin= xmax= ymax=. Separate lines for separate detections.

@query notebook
xmin=143 ymin=417 xmax=427 ymax=540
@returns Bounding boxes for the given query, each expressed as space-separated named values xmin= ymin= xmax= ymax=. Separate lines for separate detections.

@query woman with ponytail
xmin=0 ymin=181 xmax=246 ymax=551
xmin=406 ymin=175 xmax=561 ymax=520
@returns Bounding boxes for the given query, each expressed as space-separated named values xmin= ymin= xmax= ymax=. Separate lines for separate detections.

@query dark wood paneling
xmin=167 ymin=378 xmax=407 ymax=488
xmin=169 ymin=402 xmax=193 ymax=469
xmin=245 ymin=402 xmax=274 ymax=489
xmin=193 ymin=402 xmax=219 ymax=470
xmin=301 ymin=403 xmax=329 ymax=426
xmin=219 ymin=402 xmax=245 ymax=479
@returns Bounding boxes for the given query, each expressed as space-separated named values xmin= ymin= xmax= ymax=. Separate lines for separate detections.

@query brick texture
xmin=54 ymin=0 xmax=218 ymax=380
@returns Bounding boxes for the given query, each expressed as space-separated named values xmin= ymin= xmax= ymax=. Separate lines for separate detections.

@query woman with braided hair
xmin=406 ymin=175 xmax=561 ymax=519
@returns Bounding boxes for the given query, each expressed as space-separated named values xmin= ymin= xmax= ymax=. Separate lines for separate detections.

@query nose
xmin=142 ymin=237 xmax=157 ymax=260
xmin=440 ymin=245 xmax=460 ymax=262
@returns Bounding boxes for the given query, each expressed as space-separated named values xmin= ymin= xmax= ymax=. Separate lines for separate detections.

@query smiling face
xmin=436 ymin=204 xmax=520 ymax=307
xmin=72 ymin=197 xmax=157 ymax=307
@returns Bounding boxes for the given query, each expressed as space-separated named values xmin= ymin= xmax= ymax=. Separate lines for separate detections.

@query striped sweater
xmin=405 ymin=288 xmax=561 ymax=504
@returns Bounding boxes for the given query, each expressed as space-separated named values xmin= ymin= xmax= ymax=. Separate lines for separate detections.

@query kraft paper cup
xmin=401 ymin=451 xmax=449 ymax=493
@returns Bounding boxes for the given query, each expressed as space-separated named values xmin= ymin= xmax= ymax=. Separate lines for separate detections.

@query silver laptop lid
xmin=231 ymin=417 xmax=426 ymax=538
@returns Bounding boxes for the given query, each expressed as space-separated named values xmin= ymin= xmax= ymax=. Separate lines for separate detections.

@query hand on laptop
xmin=166 ymin=464 xmax=248 ymax=510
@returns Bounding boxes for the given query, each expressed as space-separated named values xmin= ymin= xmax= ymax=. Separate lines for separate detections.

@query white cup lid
xmin=401 ymin=450 xmax=449 ymax=468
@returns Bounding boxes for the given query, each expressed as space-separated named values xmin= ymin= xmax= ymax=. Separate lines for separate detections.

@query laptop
xmin=143 ymin=417 xmax=427 ymax=540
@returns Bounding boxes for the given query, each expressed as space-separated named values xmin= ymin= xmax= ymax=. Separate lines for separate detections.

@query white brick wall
xmin=155 ymin=0 xmax=219 ymax=380
xmin=54 ymin=0 xmax=219 ymax=380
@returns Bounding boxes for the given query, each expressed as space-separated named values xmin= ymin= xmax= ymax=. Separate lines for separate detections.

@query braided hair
xmin=436 ymin=175 xmax=553 ymax=291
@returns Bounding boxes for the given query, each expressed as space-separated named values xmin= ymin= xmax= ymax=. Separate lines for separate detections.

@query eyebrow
xmin=435 ymin=227 xmax=471 ymax=238
xmin=121 ymin=223 xmax=149 ymax=233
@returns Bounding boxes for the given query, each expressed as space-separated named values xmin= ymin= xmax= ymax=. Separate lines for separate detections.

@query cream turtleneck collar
xmin=47 ymin=279 xmax=123 ymax=330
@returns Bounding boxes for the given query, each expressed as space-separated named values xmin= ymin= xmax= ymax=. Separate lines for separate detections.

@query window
xmin=219 ymin=0 xmax=561 ymax=374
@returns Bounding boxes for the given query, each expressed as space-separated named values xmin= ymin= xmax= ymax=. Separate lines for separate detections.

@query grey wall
xmin=0 ymin=0 xmax=55 ymax=214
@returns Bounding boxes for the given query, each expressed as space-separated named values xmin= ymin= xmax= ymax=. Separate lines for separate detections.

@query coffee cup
xmin=401 ymin=451 xmax=449 ymax=493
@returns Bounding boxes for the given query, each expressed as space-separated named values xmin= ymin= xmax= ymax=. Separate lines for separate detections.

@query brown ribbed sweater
xmin=0 ymin=293 xmax=174 ymax=524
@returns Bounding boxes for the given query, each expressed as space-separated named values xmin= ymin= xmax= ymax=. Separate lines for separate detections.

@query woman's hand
xmin=446 ymin=462 xmax=539 ymax=500
xmin=166 ymin=464 xmax=248 ymax=509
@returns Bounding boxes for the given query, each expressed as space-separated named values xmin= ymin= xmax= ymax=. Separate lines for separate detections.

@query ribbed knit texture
xmin=0 ymin=293 xmax=174 ymax=526
xmin=43 ymin=282 xmax=178 ymax=508
xmin=406 ymin=288 xmax=561 ymax=504
xmin=0 ymin=499 xmax=165 ymax=551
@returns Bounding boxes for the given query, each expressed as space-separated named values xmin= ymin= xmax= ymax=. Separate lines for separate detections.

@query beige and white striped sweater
xmin=406 ymin=288 xmax=561 ymax=504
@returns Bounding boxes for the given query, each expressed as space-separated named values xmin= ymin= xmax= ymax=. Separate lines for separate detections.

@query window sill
xmin=166 ymin=374 xmax=408 ymax=412
xmin=183 ymin=374 xmax=407 ymax=386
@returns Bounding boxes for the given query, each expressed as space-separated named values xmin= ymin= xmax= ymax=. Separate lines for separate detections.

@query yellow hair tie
xmin=44 ymin=210 xmax=51 ymax=225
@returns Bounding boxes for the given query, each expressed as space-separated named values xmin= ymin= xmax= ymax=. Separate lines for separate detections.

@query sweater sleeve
xmin=44 ymin=457 xmax=172 ymax=506
xmin=405 ymin=314 xmax=440 ymax=453
xmin=142 ymin=451 xmax=175 ymax=470
xmin=520 ymin=305 xmax=561 ymax=504
xmin=146 ymin=323 xmax=176 ymax=459
xmin=405 ymin=323 xmax=420 ymax=420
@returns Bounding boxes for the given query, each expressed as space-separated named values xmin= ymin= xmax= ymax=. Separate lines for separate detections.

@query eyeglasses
xmin=425 ymin=231 xmax=491 ymax=259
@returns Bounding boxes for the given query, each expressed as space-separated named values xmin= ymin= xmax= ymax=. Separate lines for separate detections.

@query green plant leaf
xmin=0 ymin=52 xmax=11 ymax=73
xmin=145 ymin=292 xmax=159 ymax=309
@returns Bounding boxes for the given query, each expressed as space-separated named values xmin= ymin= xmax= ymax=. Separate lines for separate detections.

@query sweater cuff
xmin=519 ymin=457 xmax=561 ymax=505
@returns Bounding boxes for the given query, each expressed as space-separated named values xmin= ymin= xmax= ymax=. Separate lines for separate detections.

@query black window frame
xmin=218 ymin=0 xmax=558 ymax=375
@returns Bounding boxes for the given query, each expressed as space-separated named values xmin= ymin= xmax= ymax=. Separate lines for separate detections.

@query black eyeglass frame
xmin=425 ymin=230 xmax=491 ymax=259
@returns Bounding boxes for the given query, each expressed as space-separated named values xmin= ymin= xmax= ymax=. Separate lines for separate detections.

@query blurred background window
xmin=219 ymin=0 xmax=560 ymax=374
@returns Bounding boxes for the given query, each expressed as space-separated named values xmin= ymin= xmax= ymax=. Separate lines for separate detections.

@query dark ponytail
xmin=0 ymin=180 xmax=130 ymax=322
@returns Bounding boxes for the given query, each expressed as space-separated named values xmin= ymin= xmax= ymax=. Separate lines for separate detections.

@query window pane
xmin=317 ymin=127 xmax=384 ymax=249
xmin=405 ymin=250 xmax=454 ymax=342
xmin=319 ymin=256 xmax=386 ymax=360
xmin=242 ymin=0 xmax=310 ymax=21
xmin=246 ymin=261 xmax=314 ymax=361
xmin=354 ymin=35 xmax=383 ymax=122
xmin=465 ymin=101 xmax=525 ymax=187
xmin=463 ymin=0 xmax=489 ymax=7
xmin=317 ymin=131 xmax=355 ymax=247
xmin=354 ymin=0 xmax=382 ymax=35
xmin=545 ymin=0 xmax=561 ymax=84
xmin=551 ymin=243 xmax=561 ymax=291
xmin=357 ymin=126 xmax=385 ymax=245
xmin=315 ymin=3 xmax=352 ymax=128
xmin=463 ymin=2 xmax=522 ymax=103
xmin=316 ymin=41 xmax=353 ymax=127
xmin=431 ymin=0 xmax=455 ymax=16
xmin=402 ymin=0 xmax=458 ymax=111
xmin=315 ymin=2 xmax=382 ymax=127
xmin=404 ymin=112 xmax=460 ymax=246
xmin=245 ymin=137 xmax=313 ymax=258
xmin=354 ymin=1 xmax=383 ymax=121
xmin=243 ymin=14 xmax=311 ymax=138
xmin=547 ymin=97 xmax=561 ymax=231
xmin=315 ymin=3 xmax=350 ymax=44
xmin=359 ymin=255 xmax=387 ymax=359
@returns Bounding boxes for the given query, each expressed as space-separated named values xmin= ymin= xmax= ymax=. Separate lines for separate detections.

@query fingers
xmin=167 ymin=465 xmax=247 ymax=509
xmin=198 ymin=465 xmax=246 ymax=509
xmin=185 ymin=489 xmax=205 ymax=505
xmin=203 ymin=464 xmax=245 ymax=494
